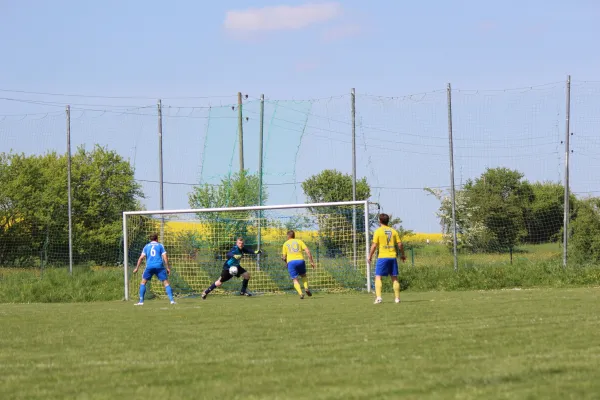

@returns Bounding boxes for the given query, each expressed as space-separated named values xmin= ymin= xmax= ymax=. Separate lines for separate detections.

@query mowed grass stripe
xmin=0 ymin=288 xmax=599 ymax=399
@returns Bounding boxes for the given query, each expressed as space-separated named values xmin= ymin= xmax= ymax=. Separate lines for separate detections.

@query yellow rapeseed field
xmin=164 ymin=221 xmax=442 ymax=244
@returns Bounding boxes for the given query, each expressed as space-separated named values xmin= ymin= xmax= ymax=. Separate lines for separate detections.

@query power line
xmin=135 ymin=178 xmax=452 ymax=191
xmin=0 ymin=88 xmax=235 ymax=100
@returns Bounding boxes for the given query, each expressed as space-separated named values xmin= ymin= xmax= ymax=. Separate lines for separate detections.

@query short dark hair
xmin=379 ymin=213 xmax=390 ymax=225
xmin=287 ymin=230 xmax=295 ymax=238
xmin=150 ymin=233 xmax=158 ymax=241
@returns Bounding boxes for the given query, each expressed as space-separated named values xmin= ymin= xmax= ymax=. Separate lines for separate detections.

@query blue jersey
xmin=142 ymin=241 xmax=166 ymax=268
xmin=224 ymin=246 xmax=253 ymax=268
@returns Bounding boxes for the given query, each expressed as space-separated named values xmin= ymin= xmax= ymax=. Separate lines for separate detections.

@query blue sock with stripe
xmin=165 ymin=285 xmax=174 ymax=302
xmin=139 ymin=283 xmax=146 ymax=303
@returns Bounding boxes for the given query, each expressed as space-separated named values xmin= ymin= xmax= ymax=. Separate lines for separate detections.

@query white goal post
xmin=122 ymin=200 xmax=372 ymax=300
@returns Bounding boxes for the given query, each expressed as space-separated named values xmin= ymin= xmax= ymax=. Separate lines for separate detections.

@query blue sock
xmin=165 ymin=285 xmax=174 ymax=302
xmin=139 ymin=283 xmax=146 ymax=303
xmin=241 ymin=279 xmax=249 ymax=293
xmin=205 ymin=282 xmax=218 ymax=294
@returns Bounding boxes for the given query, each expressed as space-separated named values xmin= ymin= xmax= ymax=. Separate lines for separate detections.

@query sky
xmin=1 ymin=1 xmax=599 ymax=232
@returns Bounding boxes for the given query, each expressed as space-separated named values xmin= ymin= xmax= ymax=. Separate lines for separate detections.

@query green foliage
xmin=569 ymin=197 xmax=600 ymax=264
xmin=524 ymin=182 xmax=572 ymax=244
xmin=426 ymin=168 xmax=573 ymax=253
xmin=187 ymin=170 xmax=266 ymax=254
xmin=301 ymin=169 xmax=370 ymax=204
xmin=463 ymin=168 xmax=533 ymax=251
xmin=0 ymin=146 xmax=143 ymax=267
xmin=301 ymin=169 xmax=371 ymax=256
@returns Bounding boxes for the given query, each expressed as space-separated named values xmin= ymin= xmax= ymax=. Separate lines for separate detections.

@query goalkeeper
xmin=201 ymin=237 xmax=260 ymax=299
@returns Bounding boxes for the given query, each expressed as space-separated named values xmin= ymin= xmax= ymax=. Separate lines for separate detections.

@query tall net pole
xmin=158 ymin=99 xmax=164 ymax=241
xmin=238 ymin=92 xmax=244 ymax=173
xmin=351 ymin=88 xmax=357 ymax=268
xmin=257 ymin=94 xmax=265 ymax=268
xmin=447 ymin=83 xmax=458 ymax=272
xmin=563 ymin=75 xmax=571 ymax=268
xmin=66 ymin=105 xmax=73 ymax=275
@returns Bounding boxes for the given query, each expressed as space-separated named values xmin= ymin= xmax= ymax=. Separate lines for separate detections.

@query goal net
xmin=122 ymin=201 xmax=373 ymax=300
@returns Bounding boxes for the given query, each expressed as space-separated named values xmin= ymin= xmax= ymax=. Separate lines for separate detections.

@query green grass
xmin=1 ymin=288 xmax=600 ymax=399
xmin=406 ymin=242 xmax=563 ymax=268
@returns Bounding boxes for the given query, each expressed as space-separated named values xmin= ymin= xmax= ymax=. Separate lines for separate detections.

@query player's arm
xmin=281 ymin=245 xmax=287 ymax=263
xmin=227 ymin=248 xmax=242 ymax=260
xmin=368 ymin=232 xmax=379 ymax=264
xmin=242 ymin=246 xmax=262 ymax=255
xmin=396 ymin=232 xmax=406 ymax=262
xmin=368 ymin=243 xmax=378 ymax=264
xmin=133 ymin=251 xmax=145 ymax=274
xmin=162 ymin=251 xmax=170 ymax=274
xmin=398 ymin=241 xmax=406 ymax=262
xmin=303 ymin=247 xmax=316 ymax=269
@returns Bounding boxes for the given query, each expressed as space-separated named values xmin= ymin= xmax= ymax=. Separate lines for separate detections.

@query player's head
xmin=379 ymin=213 xmax=390 ymax=226
xmin=287 ymin=230 xmax=295 ymax=239
xmin=149 ymin=233 xmax=158 ymax=242
xmin=236 ymin=237 xmax=244 ymax=248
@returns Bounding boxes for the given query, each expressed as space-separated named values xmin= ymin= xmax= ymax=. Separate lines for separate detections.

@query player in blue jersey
xmin=201 ymin=237 xmax=261 ymax=299
xmin=132 ymin=233 xmax=176 ymax=305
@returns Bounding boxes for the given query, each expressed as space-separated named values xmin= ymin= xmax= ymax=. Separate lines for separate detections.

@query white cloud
xmin=224 ymin=3 xmax=342 ymax=33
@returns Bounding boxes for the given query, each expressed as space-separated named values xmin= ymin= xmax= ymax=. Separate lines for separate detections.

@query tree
xmin=302 ymin=169 xmax=370 ymax=204
xmin=427 ymin=168 xmax=535 ymax=253
xmin=463 ymin=167 xmax=534 ymax=252
xmin=569 ymin=197 xmax=600 ymax=264
xmin=187 ymin=170 xmax=267 ymax=253
xmin=71 ymin=145 xmax=144 ymax=264
xmin=0 ymin=145 xmax=143 ymax=267
xmin=302 ymin=169 xmax=371 ymax=256
xmin=425 ymin=187 xmax=487 ymax=251
xmin=522 ymin=182 xmax=577 ymax=244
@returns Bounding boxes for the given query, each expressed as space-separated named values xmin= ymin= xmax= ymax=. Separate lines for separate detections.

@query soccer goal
xmin=122 ymin=200 xmax=374 ymax=300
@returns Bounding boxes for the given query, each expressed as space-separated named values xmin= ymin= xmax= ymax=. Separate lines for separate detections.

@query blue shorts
xmin=287 ymin=260 xmax=307 ymax=279
xmin=143 ymin=266 xmax=168 ymax=281
xmin=375 ymin=258 xmax=398 ymax=277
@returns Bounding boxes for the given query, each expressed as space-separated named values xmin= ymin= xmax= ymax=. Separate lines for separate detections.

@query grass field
xmin=1 ymin=288 xmax=599 ymax=399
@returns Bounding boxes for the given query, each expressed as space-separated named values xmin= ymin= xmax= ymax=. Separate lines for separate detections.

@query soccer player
xmin=201 ymin=237 xmax=260 ymax=299
xmin=368 ymin=213 xmax=406 ymax=304
xmin=132 ymin=233 xmax=176 ymax=305
xmin=282 ymin=230 xmax=316 ymax=299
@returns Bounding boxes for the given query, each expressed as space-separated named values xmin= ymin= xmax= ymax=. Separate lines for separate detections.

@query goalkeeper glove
xmin=254 ymin=250 xmax=262 ymax=254
xmin=233 ymin=254 xmax=242 ymax=260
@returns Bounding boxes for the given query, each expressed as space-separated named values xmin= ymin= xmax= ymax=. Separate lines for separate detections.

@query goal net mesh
xmin=124 ymin=203 xmax=373 ymax=299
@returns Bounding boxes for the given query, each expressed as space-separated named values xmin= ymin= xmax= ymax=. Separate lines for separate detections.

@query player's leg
xmin=390 ymin=259 xmax=400 ymax=303
xmin=239 ymin=268 xmax=251 ymax=296
xmin=158 ymin=268 xmax=176 ymax=304
xmin=136 ymin=269 xmax=152 ymax=305
xmin=374 ymin=259 xmax=390 ymax=304
xmin=288 ymin=261 xmax=304 ymax=298
xmin=295 ymin=261 xmax=310 ymax=296
xmin=202 ymin=267 xmax=230 ymax=299
xmin=300 ymin=274 xmax=312 ymax=296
